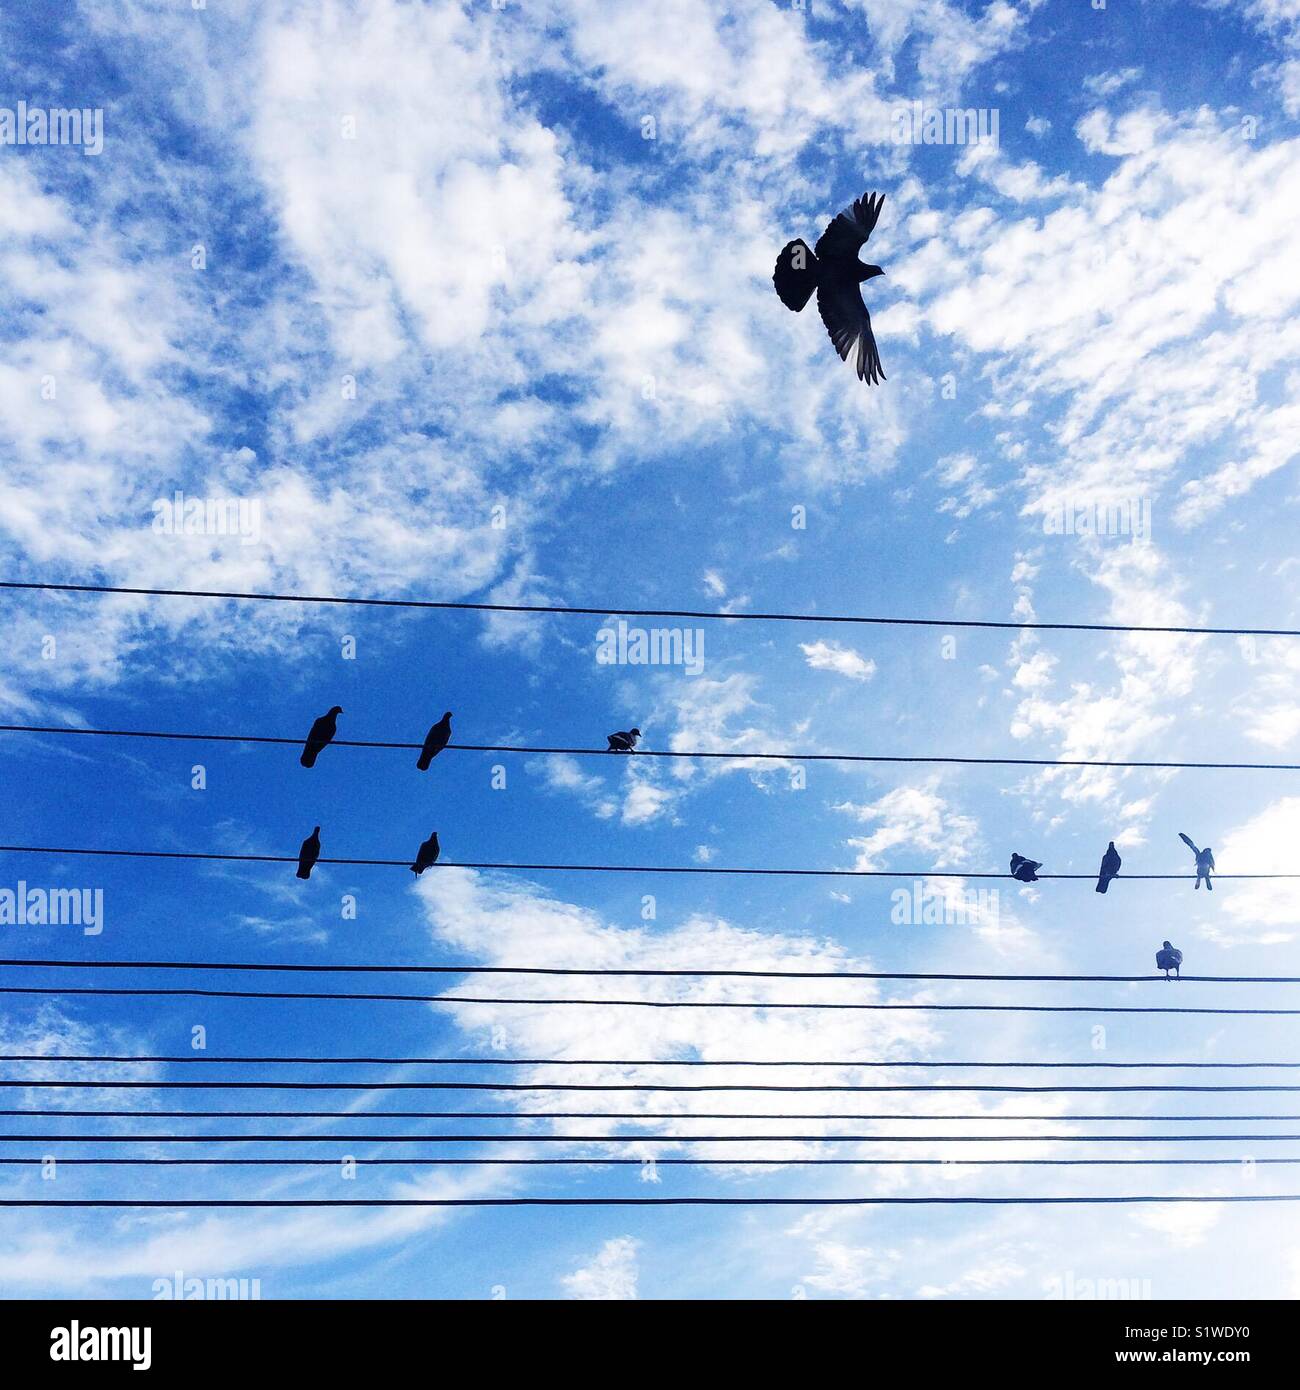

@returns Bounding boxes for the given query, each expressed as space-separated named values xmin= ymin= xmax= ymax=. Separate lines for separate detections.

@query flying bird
xmin=1156 ymin=940 xmax=1183 ymax=980
xmin=300 ymin=705 xmax=342 ymax=768
xmin=1009 ymin=853 xmax=1042 ymax=884
xmin=606 ymin=728 xmax=641 ymax=753
xmin=296 ymin=826 xmax=321 ymax=880
xmin=1179 ymin=832 xmax=1215 ymax=891
xmin=417 ymin=712 xmax=453 ymax=771
xmin=773 ymin=191 xmax=887 ymax=384
xmin=411 ymin=831 xmax=440 ymax=875
xmin=1096 ymin=841 xmax=1121 ymax=894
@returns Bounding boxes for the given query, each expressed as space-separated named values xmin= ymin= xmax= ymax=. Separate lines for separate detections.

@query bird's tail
xmin=773 ymin=240 xmax=819 ymax=311
xmin=300 ymin=749 xmax=317 ymax=769
xmin=416 ymin=750 xmax=432 ymax=772
xmin=410 ymin=864 xmax=421 ymax=874
xmin=1179 ymin=832 xmax=1198 ymax=853
xmin=1095 ymin=878 xmax=1108 ymax=894
xmin=296 ymin=867 xmax=311 ymax=880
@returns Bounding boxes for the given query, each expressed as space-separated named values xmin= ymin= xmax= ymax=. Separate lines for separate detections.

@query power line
xmin=6 ymin=1053 xmax=1297 ymax=1069
xmin=2 ymin=958 xmax=1296 ymax=984
xmin=3 ymin=984 xmax=1299 ymax=1014
xmin=4 ymin=578 xmax=1296 ymax=639
xmin=11 ymin=1108 xmax=1300 ymax=1122
xmin=3 ymin=721 xmax=1295 ymax=774
xmin=0 ymin=843 xmax=1286 ymax=881
xmin=9 ymin=1079 xmax=1300 ymax=1093
xmin=7 ymin=1156 xmax=1300 ymax=1168
xmin=8 ymin=1195 xmax=1300 ymax=1207
xmin=8 ymin=1131 xmax=1300 ymax=1143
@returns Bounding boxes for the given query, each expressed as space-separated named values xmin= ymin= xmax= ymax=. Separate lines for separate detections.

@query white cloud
xmin=799 ymin=640 xmax=878 ymax=683
xmin=561 ymin=1236 xmax=641 ymax=1300
xmin=1135 ymin=1203 xmax=1224 ymax=1249
xmin=800 ymin=1242 xmax=896 ymax=1299
xmin=1083 ymin=67 xmax=1143 ymax=97
xmin=1199 ymin=796 xmax=1300 ymax=945
xmin=834 ymin=782 xmax=980 ymax=871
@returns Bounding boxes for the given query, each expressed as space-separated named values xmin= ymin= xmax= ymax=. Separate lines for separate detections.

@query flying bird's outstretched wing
xmin=817 ymin=282 xmax=885 ymax=384
xmin=814 ymin=191 xmax=885 ymax=262
xmin=814 ymin=192 xmax=887 ymax=385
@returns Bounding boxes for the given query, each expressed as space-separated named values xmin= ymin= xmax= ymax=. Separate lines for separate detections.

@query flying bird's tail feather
xmin=773 ymin=239 xmax=819 ymax=311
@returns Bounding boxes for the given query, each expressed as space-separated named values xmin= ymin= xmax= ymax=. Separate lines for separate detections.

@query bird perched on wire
xmin=296 ymin=826 xmax=321 ymax=880
xmin=1179 ymin=833 xmax=1215 ymax=891
xmin=299 ymin=705 xmax=342 ymax=768
xmin=772 ymin=191 xmax=887 ymax=384
xmin=606 ymin=728 xmax=641 ymax=753
xmin=417 ymin=712 xmax=453 ymax=771
xmin=1009 ymin=853 xmax=1042 ymax=883
xmin=411 ymin=831 xmax=440 ymax=875
xmin=1096 ymin=841 xmax=1122 ymax=894
xmin=1156 ymin=940 xmax=1183 ymax=979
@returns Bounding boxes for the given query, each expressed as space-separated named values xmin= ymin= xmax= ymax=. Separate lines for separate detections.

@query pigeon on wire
xmin=411 ymin=831 xmax=440 ymax=875
xmin=1095 ymin=841 xmax=1122 ymax=894
xmin=1009 ymin=853 xmax=1042 ymax=883
xmin=606 ymin=728 xmax=641 ymax=753
xmin=296 ymin=826 xmax=321 ymax=880
xmin=300 ymin=705 xmax=342 ymax=768
xmin=1179 ymin=832 xmax=1215 ymax=891
xmin=1156 ymin=940 xmax=1183 ymax=979
xmin=772 ymin=191 xmax=887 ymax=384
xmin=417 ymin=712 xmax=453 ymax=770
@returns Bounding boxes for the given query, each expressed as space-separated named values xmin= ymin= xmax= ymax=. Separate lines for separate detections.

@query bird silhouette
xmin=773 ymin=191 xmax=887 ymax=384
xmin=606 ymin=728 xmax=641 ymax=753
xmin=411 ymin=831 xmax=440 ymax=875
xmin=1156 ymin=940 xmax=1183 ymax=979
xmin=1096 ymin=841 xmax=1122 ymax=894
xmin=1179 ymin=832 xmax=1215 ymax=891
xmin=296 ymin=826 xmax=321 ymax=880
xmin=299 ymin=705 xmax=342 ymax=768
xmin=1009 ymin=853 xmax=1042 ymax=883
xmin=417 ymin=712 xmax=453 ymax=771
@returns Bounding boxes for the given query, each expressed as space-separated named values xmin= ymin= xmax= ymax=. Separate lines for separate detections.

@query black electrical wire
xmin=0 ymin=985 xmax=1296 ymax=1014
xmin=11 ymin=1108 xmax=1300 ymax=1120
xmin=6 ymin=1156 xmax=1299 ymax=1168
xmin=7 ymin=1196 xmax=1300 ymax=1207
xmin=3 ymin=1054 xmax=1295 ymax=1069
xmin=4 ymin=578 xmax=1295 ymax=639
xmin=3 ymin=721 xmax=1295 ymax=773
xmin=7 ymin=1079 xmax=1300 ymax=1093
xmin=7 ymin=1131 xmax=1300 ymax=1143
xmin=1 ymin=957 xmax=1295 ymax=984
xmin=0 ymin=842 xmax=1286 ymax=880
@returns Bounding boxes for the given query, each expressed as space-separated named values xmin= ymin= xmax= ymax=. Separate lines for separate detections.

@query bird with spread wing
xmin=772 ymin=191 xmax=887 ymax=384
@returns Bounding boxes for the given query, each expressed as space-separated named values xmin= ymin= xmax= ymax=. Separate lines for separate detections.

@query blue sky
xmin=3 ymin=0 xmax=1300 ymax=1299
